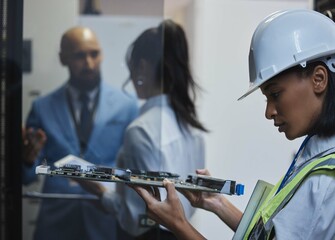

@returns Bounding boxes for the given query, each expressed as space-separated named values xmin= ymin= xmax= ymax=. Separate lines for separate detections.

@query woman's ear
xmin=139 ymin=58 xmax=155 ymax=81
xmin=313 ymin=65 xmax=328 ymax=94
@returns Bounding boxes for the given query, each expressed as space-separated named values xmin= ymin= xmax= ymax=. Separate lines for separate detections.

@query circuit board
xmin=35 ymin=164 xmax=244 ymax=195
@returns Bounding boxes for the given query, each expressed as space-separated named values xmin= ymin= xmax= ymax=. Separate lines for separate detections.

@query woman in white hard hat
xmin=132 ymin=9 xmax=335 ymax=240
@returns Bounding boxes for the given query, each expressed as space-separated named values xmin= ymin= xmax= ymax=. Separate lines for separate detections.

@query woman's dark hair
xmin=310 ymin=62 xmax=335 ymax=137
xmin=285 ymin=61 xmax=335 ymax=137
xmin=126 ymin=20 xmax=207 ymax=132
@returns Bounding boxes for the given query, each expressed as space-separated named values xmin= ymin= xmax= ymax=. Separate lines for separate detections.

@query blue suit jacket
xmin=22 ymin=81 xmax=138 ymax=240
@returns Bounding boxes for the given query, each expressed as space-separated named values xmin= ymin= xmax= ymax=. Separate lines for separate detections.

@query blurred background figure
xmin=21 ymin=26 xmax=138 ymax=240
xmin=77 ymin=19 xmax=208 ymax=240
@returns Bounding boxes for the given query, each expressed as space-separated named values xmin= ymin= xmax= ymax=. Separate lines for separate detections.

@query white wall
xmin=189 ymin=0 xmax=309 ymax=239
xmin=78 ymin=15 xmax=162 ymax=91
xmin=22 ymin=0 xmax=78 ymax=121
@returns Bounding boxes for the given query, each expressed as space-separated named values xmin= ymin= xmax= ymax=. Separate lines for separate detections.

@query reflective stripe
xmin=244 ymin=154 xmax=335 ymax=240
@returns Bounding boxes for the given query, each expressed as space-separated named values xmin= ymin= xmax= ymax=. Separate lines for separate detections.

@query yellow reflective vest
xmin=244 ymin=153 xmax=335 ymax=240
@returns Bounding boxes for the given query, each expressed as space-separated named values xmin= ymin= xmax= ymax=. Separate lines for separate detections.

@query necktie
xmin=78 ymin=93 xmax=92 ymax=151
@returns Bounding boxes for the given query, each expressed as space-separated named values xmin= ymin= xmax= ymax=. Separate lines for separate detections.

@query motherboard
xmin=35 ymin=164 xmax=244 ymax=195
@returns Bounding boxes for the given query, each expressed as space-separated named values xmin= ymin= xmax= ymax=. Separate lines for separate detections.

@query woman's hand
xmin=132 ymin=179 xmax=186 ymax=231
xmin=180 ymin=169 xmax=243 ymax=231
xmin=132 ymin=179 xmax=206 ymax=240
xmin=179 ymin=169 xmax=222 ymax=212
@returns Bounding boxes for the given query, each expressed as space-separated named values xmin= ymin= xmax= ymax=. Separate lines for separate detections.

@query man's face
xmin=61 ymin=29 xmax=102 ymax=91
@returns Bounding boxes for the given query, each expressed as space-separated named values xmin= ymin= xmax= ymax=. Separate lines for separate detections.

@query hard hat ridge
xmin=239 ymin=9 xmax=335 ymax=100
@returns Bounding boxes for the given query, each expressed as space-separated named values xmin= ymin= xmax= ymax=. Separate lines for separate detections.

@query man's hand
xmin=22 ymin=127 xmax=47 ymax=166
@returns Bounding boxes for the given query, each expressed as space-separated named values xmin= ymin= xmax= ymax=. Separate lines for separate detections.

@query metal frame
xmin=0 ymin=0 xmax=23 ymax=239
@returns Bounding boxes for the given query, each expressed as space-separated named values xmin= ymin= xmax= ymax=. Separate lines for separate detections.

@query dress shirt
xmin=272 ymin=134 xmax=335 ymax=239
xmin=102 ymin=94 xmax=205 ymax=237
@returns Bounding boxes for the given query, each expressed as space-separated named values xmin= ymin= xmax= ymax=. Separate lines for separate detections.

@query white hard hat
xmin=238 ymin=9 xmax=335 ymax=100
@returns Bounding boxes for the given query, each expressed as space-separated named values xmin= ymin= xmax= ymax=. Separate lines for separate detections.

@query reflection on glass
xmin=100 ymin=19 xmax=208 ymax=238
xmin=21 ymin=1 xmax=175 ymax=240
xmin=22 ymin=24 xmax=139 ymax=240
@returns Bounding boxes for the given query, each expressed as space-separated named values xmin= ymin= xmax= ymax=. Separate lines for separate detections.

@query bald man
xmin=22 ymin=27 xmax=138 ymax=240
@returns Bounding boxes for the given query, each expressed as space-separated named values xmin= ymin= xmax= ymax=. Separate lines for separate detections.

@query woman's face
xmin=130 ymin=60 xmax=162 ymax=99
xmin=260 ymin=69 xmax=325 ymax=140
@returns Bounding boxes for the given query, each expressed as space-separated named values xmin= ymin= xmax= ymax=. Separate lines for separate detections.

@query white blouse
xmin=102 ymin=94 xmax=205 ymax=236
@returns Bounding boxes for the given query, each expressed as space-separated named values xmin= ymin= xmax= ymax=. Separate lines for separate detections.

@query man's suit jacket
xmin=22 ymin=81 xmax=138 ymax=240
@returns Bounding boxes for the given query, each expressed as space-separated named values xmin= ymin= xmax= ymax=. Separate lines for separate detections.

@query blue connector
xmin=235 ymin=184 xmax=244 ymax=195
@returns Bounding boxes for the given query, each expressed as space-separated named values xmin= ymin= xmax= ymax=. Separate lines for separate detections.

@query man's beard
xmin=69 ymin=73 xmax=101 ymax=91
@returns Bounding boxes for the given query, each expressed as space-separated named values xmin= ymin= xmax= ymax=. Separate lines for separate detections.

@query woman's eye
xmin=270 ymin=92 xmax=280 ymax=99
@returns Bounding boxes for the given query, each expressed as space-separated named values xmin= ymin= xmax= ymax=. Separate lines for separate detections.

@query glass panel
xmin=21 ymin=1 xmax=168 ymax=239
xmin=22 ymin=1 xmax=205 ymax=239
xmin=1 ymin=0 xmax=23 ymax=239
xmin=18 ymin=1 xmax=321 ymax=239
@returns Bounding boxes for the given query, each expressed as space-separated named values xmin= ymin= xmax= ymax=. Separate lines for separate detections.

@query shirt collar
xmin=140 ymin=94 xmax=168 ymax=115
xmin=67 ymin=83 xmax=99 ymax=103
xmin=299 ymin=134 xmax=335 ymax=163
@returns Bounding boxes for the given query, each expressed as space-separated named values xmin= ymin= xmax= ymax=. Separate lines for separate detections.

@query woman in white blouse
xmin=78 ymin=19 xmax=208 ymax=240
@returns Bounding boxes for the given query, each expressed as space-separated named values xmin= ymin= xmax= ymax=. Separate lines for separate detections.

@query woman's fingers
xmin=152 ymin=186 xmax=161 ymax=201
xmin=196 ymin=168 xmax=210 ymax=176
xmin=132 ymin=185 xmax=156 ymax=203
xmin=163 ymin=179 xmax=176 ymax=197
